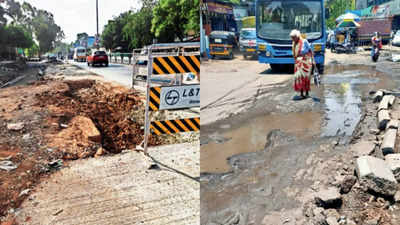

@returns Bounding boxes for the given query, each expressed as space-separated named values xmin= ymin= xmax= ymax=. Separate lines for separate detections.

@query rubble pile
xmin=303 ymin=90 xmax=400 ymax=225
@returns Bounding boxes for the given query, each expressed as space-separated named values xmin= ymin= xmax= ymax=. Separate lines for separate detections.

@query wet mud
xmin=200 ymin=64 xmax=399 ymax=225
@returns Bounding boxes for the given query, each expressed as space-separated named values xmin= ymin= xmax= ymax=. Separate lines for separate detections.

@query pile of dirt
xmin=0 ymin=78 xmax=163 ymax=220
xmin=36 ymin=79 xmax=162 ymax=159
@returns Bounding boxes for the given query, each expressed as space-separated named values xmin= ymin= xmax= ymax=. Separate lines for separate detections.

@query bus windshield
xmin=257 ymin=0 xmax=322 ymax=41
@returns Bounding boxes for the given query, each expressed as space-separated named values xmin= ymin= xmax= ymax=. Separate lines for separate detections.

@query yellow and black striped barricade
xmin=150 ymin=118 xmax=200 ymax=135
xmin=152 ymin=55 xmax=200 ymax=75
xmin=138 ymin=42 xmax=200 ymax=154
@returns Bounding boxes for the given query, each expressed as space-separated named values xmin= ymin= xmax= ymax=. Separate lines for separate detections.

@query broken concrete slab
xmin=7 ymin=122 xmax=24 ymax=131
xmin=326 ymin=216 xmax=339 ymax=225
xmin=356 ymin=156 xmax=397 ymax=196
xmin=384 ymin=154 xmax=400 ymax=182
xmin=394 ymin=191 xmax=400 ymax=202
xmin=378 ymin=110 xmax=390 ymax=130
xmin=314 ymin=187 xmax=342 ymax=208
xmin=373 ymin=91 xmax=384 ymax=103
xmin=379 ymin=95 xmax=392 ymax=110
xmin=381 ymin=129 xmax=397 ymax=155
xmin=387 ymin=120 xmax=399 ymax=129
xmin=350 ymin=141 xmax=375 ymax=157
xmin=388 ymin=95 xmax=396 ymax=106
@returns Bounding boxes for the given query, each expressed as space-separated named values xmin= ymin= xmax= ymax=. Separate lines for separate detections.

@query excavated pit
xmin=35 ymin=79 xmax=162 ymax=159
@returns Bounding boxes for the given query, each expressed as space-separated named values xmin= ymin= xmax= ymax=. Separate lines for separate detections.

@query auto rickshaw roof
xmin=210 ymin=31 xmax=235 ymax=38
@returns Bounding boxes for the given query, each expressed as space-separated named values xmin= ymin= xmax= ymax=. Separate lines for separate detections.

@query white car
xmin=392 ymin=30 xmax=400 ymax=46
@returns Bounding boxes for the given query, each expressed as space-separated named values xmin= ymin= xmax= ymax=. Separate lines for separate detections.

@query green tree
xmin=122 ymin=7 xmax=154 ymax=49
xmin=31 ymin=9 xmax=64 ymax=55
xmin=3 ymin=0 xmax=23 ymax=23
xmin=6 ymin=24 xmax=33 ymax=48
xmin=101 ymin=12 xmax=131 ymax=50
xmin=326 ymin=0 xmax=355 ymax=29
xmin=77 ymin=32 xmax=88 ymax=41
xmin=151 ymin=0 xmax=200 ymax=42
xmin=26 ymin=42 xmax=39 ymax=57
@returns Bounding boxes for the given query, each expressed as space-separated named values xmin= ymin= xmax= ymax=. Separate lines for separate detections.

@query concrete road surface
xmin=70 ymin=60 xmax=132 ymax=88
xmin=16 ymin=142 xmax=200 ymax=225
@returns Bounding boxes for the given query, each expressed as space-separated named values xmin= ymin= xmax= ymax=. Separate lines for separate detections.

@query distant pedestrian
xmin=291 ymin=29 xmax=315 ymax=99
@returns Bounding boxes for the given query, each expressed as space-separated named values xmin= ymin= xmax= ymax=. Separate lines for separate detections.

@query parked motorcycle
xmin=371 ymin=46 xmax=380 ymax=62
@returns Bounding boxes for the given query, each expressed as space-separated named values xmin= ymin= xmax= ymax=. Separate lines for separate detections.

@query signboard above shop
xmin=203 ymin=0 xmax=233 ymax=14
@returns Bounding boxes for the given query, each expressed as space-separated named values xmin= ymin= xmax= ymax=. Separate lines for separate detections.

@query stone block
xmin=381 ymin=129 xmax=397 ymax=155
xmin=356 ymin=156 xmax=397 ymax=196
xmin=385 ymin=154 xmax=400 ymax=182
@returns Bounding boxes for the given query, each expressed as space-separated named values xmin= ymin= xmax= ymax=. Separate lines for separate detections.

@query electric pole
xmin=96 ymin=0 xmax=99 ymax=36
xmin=96 ymin=0 xmax=99 ymax=48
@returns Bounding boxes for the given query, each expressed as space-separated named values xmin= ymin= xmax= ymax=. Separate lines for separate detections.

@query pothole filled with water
xmin=201 ymin=65 xmax=396 ymax=174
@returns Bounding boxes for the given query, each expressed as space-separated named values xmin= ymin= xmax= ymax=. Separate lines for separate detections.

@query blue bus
xmin=256 ymin=0 xmax=327 ymax=73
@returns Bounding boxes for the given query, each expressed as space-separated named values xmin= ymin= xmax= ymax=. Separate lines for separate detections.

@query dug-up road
xmin=0 ymin=62 xmax=199 ymax=225
xmin=200 ymin=46 xmax=400 ymax=224
xmin=15 ymin=142 xmax=199 ymax=225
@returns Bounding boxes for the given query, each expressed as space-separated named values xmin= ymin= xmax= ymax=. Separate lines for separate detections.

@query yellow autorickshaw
xmin=209 ymin=31 xmax=236 ymax=59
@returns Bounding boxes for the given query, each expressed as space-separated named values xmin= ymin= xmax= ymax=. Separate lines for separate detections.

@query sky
xmin=18 ymin=0 xmax=141 ymax=43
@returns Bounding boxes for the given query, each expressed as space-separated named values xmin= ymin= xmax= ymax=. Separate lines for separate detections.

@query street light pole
xmin=96 ymin=0 xmax=99 ymax=48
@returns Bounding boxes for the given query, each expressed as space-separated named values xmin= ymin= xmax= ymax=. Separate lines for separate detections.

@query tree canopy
xmin=101 ymin=0 xmax=200 ymax=51
xmin=326 ymin=0 xmax=356 ymax=29
xmin=152 ymin=0 xmax=199 ymax=42
xmin=0 ymin=0 xmax=64 ymax=57
xmin=101 ymin=11 xmax=131 ymax=51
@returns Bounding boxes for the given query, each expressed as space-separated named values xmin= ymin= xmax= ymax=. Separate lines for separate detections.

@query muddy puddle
xmin=318 ymin=65 xmax=394 ymax=137
xmin=201 ymin=64 xmax=396 ymax=174
xmin=201 ymin=112 xmax=321 ymax=173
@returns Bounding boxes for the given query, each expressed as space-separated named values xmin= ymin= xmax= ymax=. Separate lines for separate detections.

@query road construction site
xmin=0 ymin=61 xmax=199 ymax=225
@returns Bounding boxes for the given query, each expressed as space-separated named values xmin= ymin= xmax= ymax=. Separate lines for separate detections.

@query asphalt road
xmin=69 ymin=60 xmax=133 ymax=88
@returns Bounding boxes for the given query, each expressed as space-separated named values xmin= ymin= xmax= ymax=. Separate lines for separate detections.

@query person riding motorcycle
xmin=371 ymin=32 xmax=382 ymax=62
xmin=371 ymin=32 xmax=383 ymax=49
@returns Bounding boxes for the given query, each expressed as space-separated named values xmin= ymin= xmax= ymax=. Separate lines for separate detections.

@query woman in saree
xmin=290 ymin=29 xmax=315 ymax=99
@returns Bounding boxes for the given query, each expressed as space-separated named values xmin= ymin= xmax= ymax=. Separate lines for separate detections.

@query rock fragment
xmin=7 ymin=122 xmax=24 ymax=131
xmin=350 ymin=141 xmax=375 ymax=157
xmin=314 ymin=187 xmax=342 ymax=208
xmin=340 ymin=175 xmax=357 ymax=194
xmin=0 ymin=160 xmax=18 ymax=171
xmin=377 ymin=110 xmax=390 ymax=130
xmin=356 ymin=156 xmax=397 ymax=196
xmin=373 ymin=90 xmax=384 ymax=102
xmin=381 ymin=129 xmax=397 ymax=155
xmin=387 ymin=120 xmax=399 ymax=129
xmin=384 ymin=154 xmax=400 ymax=181
xmin=326 ymin=216 xmax=339 ymax=225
